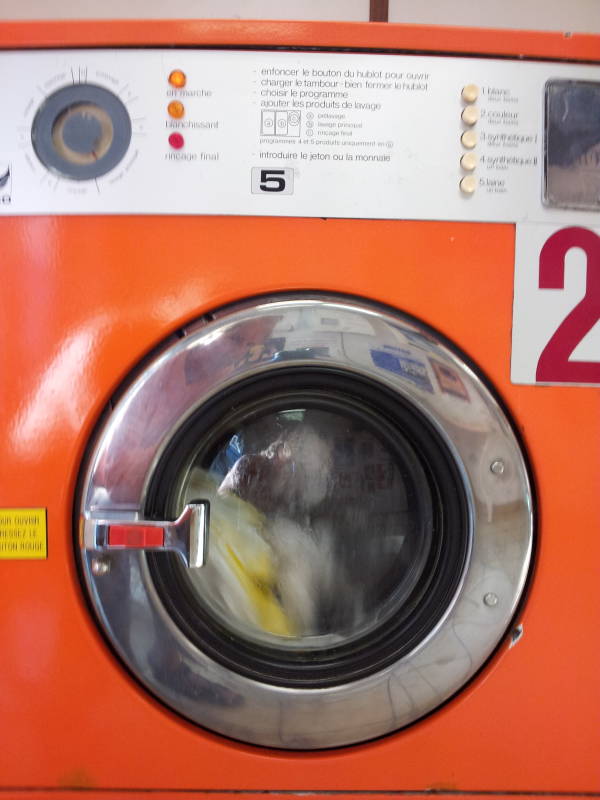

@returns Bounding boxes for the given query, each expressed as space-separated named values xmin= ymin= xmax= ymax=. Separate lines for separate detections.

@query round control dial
xmin=32 ymin=84 xmax=131 ymax=180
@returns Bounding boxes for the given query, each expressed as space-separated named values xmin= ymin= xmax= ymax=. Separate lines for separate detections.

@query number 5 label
xmin=511 ymin=223 xmax=600 ymax=386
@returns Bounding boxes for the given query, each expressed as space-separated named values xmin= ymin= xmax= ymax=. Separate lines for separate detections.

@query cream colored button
xmin=462 ymin=105 xmax=480 ymax=125
xmin=461 ymin=84 xmax=479 ymax=103
xmin=460 ymin=152 xmax=478 ymax=171
xmin=460 ymin=175 xmax=477 ymax=195
xmin=461 ymin=129 xmax=478 ymax=149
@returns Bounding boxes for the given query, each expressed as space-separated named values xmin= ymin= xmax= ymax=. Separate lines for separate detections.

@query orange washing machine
xmin=0 ymin=18 xmax=599 ymax=799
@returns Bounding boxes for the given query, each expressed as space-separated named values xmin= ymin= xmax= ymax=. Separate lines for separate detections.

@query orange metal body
xmin=0 ymin=20 xmax=599 ymax=797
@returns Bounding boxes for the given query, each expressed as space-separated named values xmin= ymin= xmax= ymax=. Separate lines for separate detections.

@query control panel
xmin=0 ymin=49 xmax=598 ymax=223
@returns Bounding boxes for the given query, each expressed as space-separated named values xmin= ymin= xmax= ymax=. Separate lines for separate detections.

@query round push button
xmin=460 ymin=152 xmax=478 ymax=171
xmin=461 ymin=130 xmax=478 ymax=149
xmin=461 ymin=105 xmax=480 ymax=125
xmin=461 ymin=84 xmax=479 ymax=103
xmin=460 ymin=175 xmax=477 ymax=195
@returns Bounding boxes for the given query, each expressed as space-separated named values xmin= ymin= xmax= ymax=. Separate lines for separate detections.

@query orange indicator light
xmin=168 ymin=100 xmax=185 ymax=119
xmin=168 ymin=70 xmax=187 ymax=88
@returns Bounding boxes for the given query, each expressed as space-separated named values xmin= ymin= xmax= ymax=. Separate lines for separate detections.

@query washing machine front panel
xmin=0 ymin=18 xmax=599 ymax=794
xmin=1 ymin=46 xmax=599 ymax=225
xmin=2 ymin=212 xmax=599 ymax=790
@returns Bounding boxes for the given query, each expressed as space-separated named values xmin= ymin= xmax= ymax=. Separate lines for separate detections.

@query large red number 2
xmin=536 ymin=226 xmax=600 ymax=383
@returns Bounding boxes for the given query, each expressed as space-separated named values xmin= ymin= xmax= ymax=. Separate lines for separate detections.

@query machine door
xmin=78 ymin=295 xmax=533 ymax=749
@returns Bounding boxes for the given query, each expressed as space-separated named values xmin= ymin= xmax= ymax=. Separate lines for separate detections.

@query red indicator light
xmin=168 ymin=132 xmax=185 ymax=150
xmin=108 ymin=525 xmax=165 ymax=548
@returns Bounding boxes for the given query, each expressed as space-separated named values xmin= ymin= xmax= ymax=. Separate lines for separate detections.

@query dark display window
xmin=545 ymin=80 xmax=600 ymax=210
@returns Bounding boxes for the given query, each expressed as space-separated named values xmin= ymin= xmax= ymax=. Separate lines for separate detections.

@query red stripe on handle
xmin=108 ymin=525 xmax=165 ymax=548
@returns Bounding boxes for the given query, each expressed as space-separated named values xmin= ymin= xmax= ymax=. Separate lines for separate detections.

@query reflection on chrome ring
xmin=79 ymin=294 xmax=534 ymax=749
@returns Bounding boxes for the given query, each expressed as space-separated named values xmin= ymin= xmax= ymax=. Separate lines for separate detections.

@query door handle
xmin=81 ymin=502 xmax=209 ymax=568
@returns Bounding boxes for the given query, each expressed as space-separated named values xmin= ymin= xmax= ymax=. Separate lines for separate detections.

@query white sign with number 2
xmin=511 ymin=223 xmax=600 ymax=386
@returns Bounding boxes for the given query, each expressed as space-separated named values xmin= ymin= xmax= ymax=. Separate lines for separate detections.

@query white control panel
xmin=0 ymin=48 xmax=598 ymax=223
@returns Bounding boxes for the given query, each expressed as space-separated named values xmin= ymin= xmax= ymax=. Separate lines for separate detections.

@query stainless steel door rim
xmin=77 ymin=294 xmax=533 ymax=749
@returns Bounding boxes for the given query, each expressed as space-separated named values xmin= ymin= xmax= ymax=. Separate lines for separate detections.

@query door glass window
xmin=172 ymin=405 xmax=433 ymax=651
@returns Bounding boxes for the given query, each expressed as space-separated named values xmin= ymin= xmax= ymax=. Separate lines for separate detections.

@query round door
xmin=78 ymin=294 xmax=533 ymax=749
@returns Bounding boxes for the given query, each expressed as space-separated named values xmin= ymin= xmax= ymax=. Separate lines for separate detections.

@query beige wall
xmin=0 ymin=0 xmax=369 ymax=21
xmin=389 ymin=0 xmax=600 ymax=33
xmin=0 ymin=0 xmax=598 ymax=32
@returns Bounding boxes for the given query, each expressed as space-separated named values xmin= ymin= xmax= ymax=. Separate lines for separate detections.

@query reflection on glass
xmin=175 ymin=407 xmax=432 ymax=650
xmin=545 ymin=80 xmax=600 ymax=210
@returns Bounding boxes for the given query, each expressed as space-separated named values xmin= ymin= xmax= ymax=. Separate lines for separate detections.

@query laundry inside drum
xmin=171 ymin=404 xmax=435 ymax=651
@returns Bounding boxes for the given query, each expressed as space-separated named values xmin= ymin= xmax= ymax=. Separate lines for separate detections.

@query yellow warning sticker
xmin=0 ymin=508 xmax=47 ymax=559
